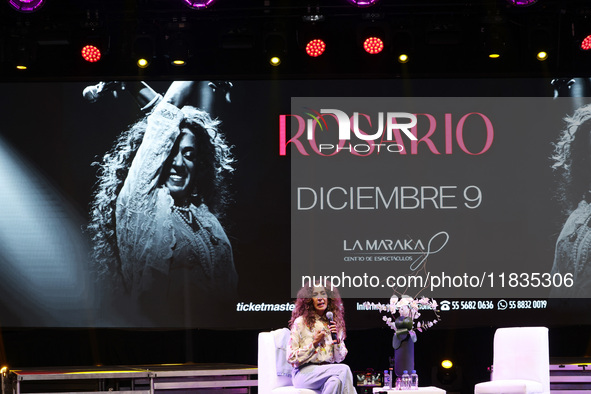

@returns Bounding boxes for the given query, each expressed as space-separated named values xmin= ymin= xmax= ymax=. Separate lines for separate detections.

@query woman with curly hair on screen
xmin=87 ymin=81 xmax=237 ymax=325
xmin=287 ymin=283 xmax=355 ymax=394
xmin=551 ymin=102 xmax=591 ymax=297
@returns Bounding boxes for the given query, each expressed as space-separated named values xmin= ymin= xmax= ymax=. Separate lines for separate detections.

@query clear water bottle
xmin=401 ymin=370 xmax=410 ymax=390
xmin=410 ymin=370 xmax=419 ymax=390
xmin=389 ymin=369 xmax=394 ymax=389
xmin=384 ymin=369 xmax=391 ymax=389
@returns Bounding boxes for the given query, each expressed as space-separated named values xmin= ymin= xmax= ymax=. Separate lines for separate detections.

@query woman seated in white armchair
xmin=287 ymin=283 xmax=356 ymax=394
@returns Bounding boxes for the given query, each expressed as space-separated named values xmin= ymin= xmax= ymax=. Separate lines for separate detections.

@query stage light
xmin=528 ymin=25 xmax=552 ymax=63
xmin=363 ymin=37 xmax=384 ymax=54
xmin=8 ymin=0 xmax=44 ymax=12
xmin=298 ymin=12 xmax=328 ymax=59
xmin=79 ymin=10 xmax=108 ymax=64
xmin=182 ymin=0 xmax=217 ymax=9
xmin=436 ymin=366 xmax=458 ymax=386
xmin=441 ymin=360 xmax=453 ymax=369
xmin=81 ymin=45 xmax=101 ymax=62
xmin=302 ymin=14 xmax=324 ymax=23
xmin=481 ymin=24 xmax=508 ymax=61
xmin=506 ymin=0 xmax=537 ymax=6
xmin=347 ymin=0 xmax=379 ymax=7
xmin=357 ymin=22 xmax=389 ymax=59
xmin=581 ymin=35 xmax=591 ymax=51
xmin=168 ymin=35 xmax=189 ymax=66
xmin=133 ymin=36 xmax=154 ymax=69
xmin=13 ymin=38 xmax=34 ymax=70
xmin=392 ymin=29 xmax=414 ymax=65
xmin=265 ymin=32 xmax=287 ymax=67
xmin=433 ymin=360 xmax=462 ymax=392
xmin=305 ymin=39 xmax=326 ymax=57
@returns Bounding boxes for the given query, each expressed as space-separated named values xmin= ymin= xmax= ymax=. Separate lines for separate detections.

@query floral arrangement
xmin=364 ymin=295 xmax=440 ymax=349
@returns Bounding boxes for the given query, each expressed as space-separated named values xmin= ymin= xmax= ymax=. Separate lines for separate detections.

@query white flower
xmin=398 ymin=296 xmax=412 ymax=307
xmin=365 ymin=295 xmax=440 ymax=337
xmin=389 ymin=298 xmax=398 ymax=313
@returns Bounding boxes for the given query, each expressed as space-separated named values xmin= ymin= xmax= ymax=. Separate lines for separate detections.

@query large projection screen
xmin=0 ymin=78 xmax=589 ymax=330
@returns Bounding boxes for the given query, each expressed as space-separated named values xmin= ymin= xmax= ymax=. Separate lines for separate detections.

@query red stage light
xmin=363 ymin=37 xmax=384 ymax=54
xmin=81 ymin=45 xmax=101 ymax=62
xmin=581 ymin=35 xmax=591 ymax=51
xmin=305 ymin=39 xmax=326 ymax=57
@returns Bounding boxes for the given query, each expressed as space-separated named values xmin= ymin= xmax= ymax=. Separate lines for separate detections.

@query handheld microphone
xmin=82 ymin=81 xmax=123 ymax=103
xmin=325 ymin=311 xmax=338 ymax=342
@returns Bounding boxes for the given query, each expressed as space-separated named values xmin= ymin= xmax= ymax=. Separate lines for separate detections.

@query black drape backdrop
xmin=2 ymin=325 xmax=590 ymax=394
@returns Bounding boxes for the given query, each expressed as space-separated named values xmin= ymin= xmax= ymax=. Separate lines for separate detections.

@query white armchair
xmin=474 ymin=326 xmax=550 ymax=394
xmin=258 ymin=329 xmax=320 ymax=394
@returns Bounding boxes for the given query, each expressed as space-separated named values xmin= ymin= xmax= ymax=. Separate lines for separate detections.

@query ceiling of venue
xmin=0 ymin=0 xmax=590 ymax=79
